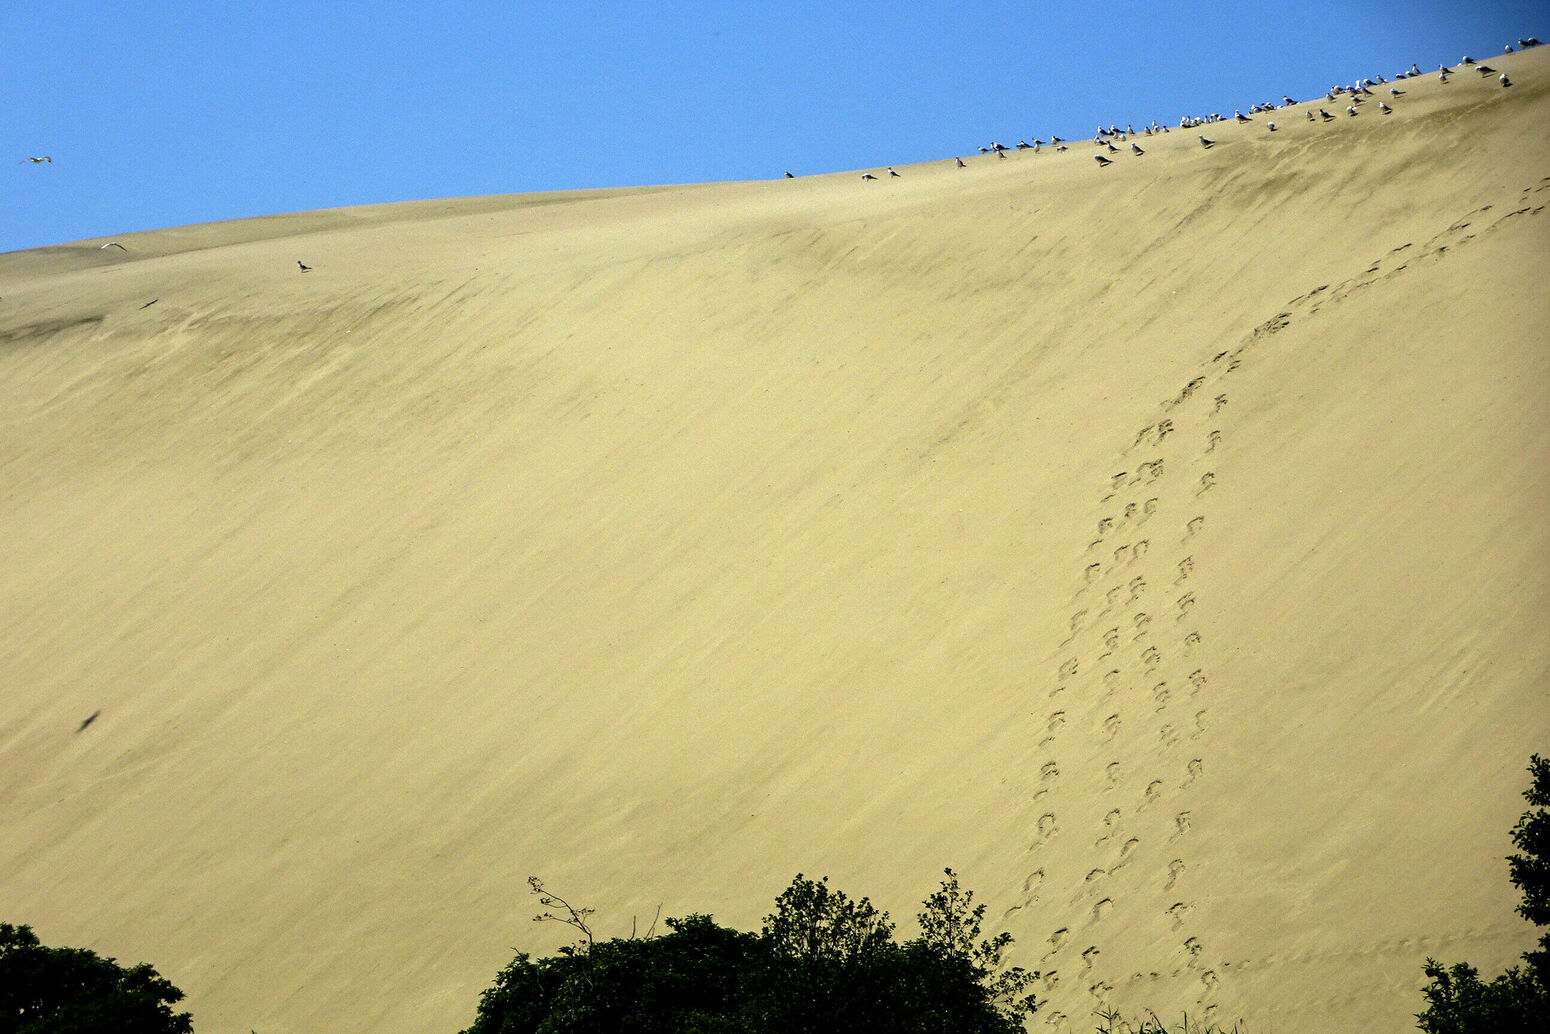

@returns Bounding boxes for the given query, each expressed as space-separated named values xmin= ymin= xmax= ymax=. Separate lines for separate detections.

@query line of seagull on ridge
xmin=841 ymin=37 xmax=1538 ymax=180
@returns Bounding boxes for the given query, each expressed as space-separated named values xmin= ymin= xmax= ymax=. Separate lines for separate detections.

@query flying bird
xmin=24 ymin=156 xmax=51 ymax=164
xmin=99 ymin=242 xmax=126 ymax=251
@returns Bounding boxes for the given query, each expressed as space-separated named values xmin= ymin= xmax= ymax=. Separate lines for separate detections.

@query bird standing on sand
xmin=1267 ymin=122 xmax=1277 ymax=131
xmin=1131 ymin=143 xmax=1145 ymax=154
xmin=1199 ymin=136 xmax=1215 ymax=149
xmin=888 ymin=167 xmax=900 ymax=177
xmin=956 ymin=157 xmax=966 ymax=168
xmin=1347 ymin=105 xmax=1358 ymax=116
xmin=298 ymin=261 xmax=312 ymax=271
xmin=784 ymin=171 xmax=793 ymax=178
xmin=1500 ymin=73 xmax=1512 ymax=88
xmin=1378 ymin=102 xmax=1392 ymax=113
xmin=1094 ymin=154 xmax=1113 ymax=166
xmin=861 ymin=172 xmax=877 ymax=180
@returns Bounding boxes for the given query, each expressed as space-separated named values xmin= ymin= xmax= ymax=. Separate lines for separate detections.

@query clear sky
xmin=3 ymin=1 xmax=1543 ymax=253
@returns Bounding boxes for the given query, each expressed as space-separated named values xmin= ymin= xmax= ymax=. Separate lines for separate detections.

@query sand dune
xmin=2 ymin=46 xmax=1548 ymax=1034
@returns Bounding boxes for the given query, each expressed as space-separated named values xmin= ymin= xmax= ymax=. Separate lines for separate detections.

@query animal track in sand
xmin=1183 ymin=631 xmax=1202 ymax=652
xmin=1058 ymin=658 xmax=1080 ymax=679
xmin=1041 ymin=760 xmax=1061 ymax=782
xmin=1082 ymin=945 xmax=1102 ymax=968
xmin=1176 ymin=556 xmax=1194 ymax=583
xmin=1206 ymin=429 xmax=1221 ymax=453
xmin=1184 ymin=937 xmax=1203 ymax=965
xmin=1213 ymin=393 xmax=1228 ymax=413
xmin=1177 ymin=593 xmax=1196 ymax=618
xmin=1153 ymin=683 xmax=1171 ymax=711
xmin=1103 ymin=627 xmax=1121 ymax=650
xmin=1141 ymin=645 xmax=1161 ymax=671
xmin=1189 ymin=669 xmax=1207 ymax=690
xmin=1160 ymin=724 xmax=1181 ymax=747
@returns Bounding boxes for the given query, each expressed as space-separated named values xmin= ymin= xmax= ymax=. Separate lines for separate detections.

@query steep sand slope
xmin=2 ymin=46 xmax=1547 ymax=1034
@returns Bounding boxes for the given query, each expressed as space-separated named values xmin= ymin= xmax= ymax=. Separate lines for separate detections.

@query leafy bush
xmin=1416 ymin=754 xmax=1550 ymax=1032
xmin=0 ymin=923 xmax=192 ymax=1034
xmin=461 ymin=869 xmax=1036 ymax=1033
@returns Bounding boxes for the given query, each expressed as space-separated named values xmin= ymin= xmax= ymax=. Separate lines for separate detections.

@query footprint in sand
xmin=1176 ymin=557 xmax=1194 ymax=583
xmin=1193 ymin=709 xmax=1209 ymax=735
xmin=1160 ymin=724 xmax=1180 ymax=747
xmin=1133 ymin=612 xmax=1152 ymax=636
xmin=1183 ymin=630 xmax=1203 ymax=652
xmin=1119 ymin=837 xmax=1141 ymax=863
xmin=1184 ymin=937 xmax=1203 ymax=965
xmin=1165 ymin=858 xmax=1186 ymax=890
xmin=1189 ymin=669 xmax=1208 ymax=690
xmin=1184 ymin=758 xmax=1204 ymax=786
xmin=1102 ymin=669 xmax=1123 ymax=691
xmin=1141 ymin=646 xmax=1161 ymax=671
xmin=1085 ymin=562 xmax=1103 ymax=583
xmin=1177 ymin=593 xmax=1197 ymax=619
xmin=1153 ymin=683 xmax=1171 ymax=711
xmin=1102 ymin=714 xmax=1122 ymax=742
xmin=1084 ymin=867 xmax=1108 ymax=891
xmin=1043 ymin=970 xmax=1061 ymax=992
xmin=1142 ymin=497 xmax=1159 ymax=520
xmin=1047 ymin=711 xmax=1067 ymax=732
xmin=1142 ymin=779 xmax=1165 ymax=807
xmin=1098 ymin=516 xmax=1116 ymax=536
xmin=1167 ymin=901 xmax=1192 ymax=929
xmin=1105 ymin=761 xmax=1122 ymax=788
xmin=1095 ymin=808 xmax=1122 ymax=845
xmin=1093 ymin=897 xmax=1114 ymax=921
xmin=1023 ymin=868 xmax=1045 ymax=897
xmin=1206 ymin=429 xmax=1221 ymax=453
xmin=1173 ymin=811 xmax=1193 ymax=838
xmin=1041 ymin=760 xmax=1061 ymax=783
xmin=1058 ymin=658 xmax=1080 ymax=679
xmin=1048 ymin=927 xmax=1070 ymax=951
xmin=1127 ymin=576 xmax=1147 ymax=603
xmin=1113 ymin=543 xmax=1131 ymax=565
xmin=1132 ymin=538 xmax=1150 ymax=561
xmin=1201 ymin=970 xmax=1219 ymax=990
xmin=1186 ymin=516 xmax=1205 ymax=538
xmin=1081 ymin=945 xmax=1102 ymax=968
xmin=1157 ymin=418 xmax=1175 ymax=440
xmin=1089 ymin=979 xmax=1115 ymax=1000
xmin=1103 ymin=627 xmax=1121 ymax=650
xmin=1037 ymin=813 xmax=1058 ymax=840
xmin=1122 ymin=500 xmax=1139 ymax=523
xmin=1196 ymin=472 xmax=1216 ymax=495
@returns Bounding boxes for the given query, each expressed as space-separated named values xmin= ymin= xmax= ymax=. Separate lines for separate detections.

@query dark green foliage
xmin=461 ymin=871 xmax=1037 ymax=1034
xmin=1092 ymin=1008 xmax=1245 ymax=1033
xmin=1416 ymin=960 xmax=1549 ymax=1034
xmin=1509 ymin=754 xmax=1550 ymax=983
xmin=1417 ymin=754 xmax=1550 ymax=1032
xmin=0 ymin=923 xmax=192 ymax=1034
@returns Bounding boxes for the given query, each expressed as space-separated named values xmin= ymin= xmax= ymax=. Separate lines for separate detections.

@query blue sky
xmin=3 ymin=1 xmax=1542 ymax=253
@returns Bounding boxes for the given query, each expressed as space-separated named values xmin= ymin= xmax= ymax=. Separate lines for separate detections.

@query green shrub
xmin=461 ymin=870 xmax=1036 ymax=1033
xmin=0 ymin=923 xmax=192 ymax=1034
xmin=1416 ymin=754 xmax=1550 ymax=1032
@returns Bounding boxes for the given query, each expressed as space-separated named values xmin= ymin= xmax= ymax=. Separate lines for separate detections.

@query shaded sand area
xmin=3 ymin=46 xmax=1548 ymax=1034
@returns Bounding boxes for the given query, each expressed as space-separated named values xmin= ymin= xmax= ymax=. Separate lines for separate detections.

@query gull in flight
xmin=23 ymin=156 xmax=52 ymax=164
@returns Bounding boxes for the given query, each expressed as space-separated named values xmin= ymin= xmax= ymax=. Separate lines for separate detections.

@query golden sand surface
xmin=2 ymin=45 xmax=1548 ymax=1034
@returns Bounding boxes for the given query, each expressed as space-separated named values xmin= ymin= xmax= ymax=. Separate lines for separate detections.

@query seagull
xmin=1347 ymin=105 xmax=1358 ymax=116
xmin=24 ymin=156 xmax=51 ymax=164
xmin=1234 ymin=110 xmax=1251 ymax=122
xmin=1131 ymin=143 xmax=1144 ymax=154
xmin=1390 ymin=88 xmax=1405 ymax=96
xmin=784 ymin=171 xmax=793 ymax=178
xmin=955 ymin=157 xmax=966 ymax=168
xmin=99 ymin=242 xmax=127 ymax=251
xmin=1307 ymin=110 xmax=1316 ymax=121
xmin=1320 ymin=109 xmax=1336 ymax=121
xmin=1267 ymin=121 xmax=1277 ymax=131
xmin=1094 ymin=154 xmax=1113 ymax=166
xmin=1106 ymin=141 xmax=1120 ymax=152
xmin=1378 ymin=102 xmax=1392 ymax=113
xmin=1501 ymin=73 xmax=1512 ymax=88
xmin=888 ymin=166 xmax=900 ymax=177
xmin=1476 ymin=64 xmax=1496 ymax=75
xmin=298 ymin=260 xmax=313 ymax=271
xmin=1199 ymin=136 xmax=1215 ymax=148
xmin=1462 ymin=55 xmax=1475 ymax=65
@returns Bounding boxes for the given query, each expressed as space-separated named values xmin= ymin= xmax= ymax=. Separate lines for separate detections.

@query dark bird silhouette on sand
xmin=298 ymin=261 xmax=312 ymax=271
xmin=1199 ymin=136 xmax=1215 ymax=149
